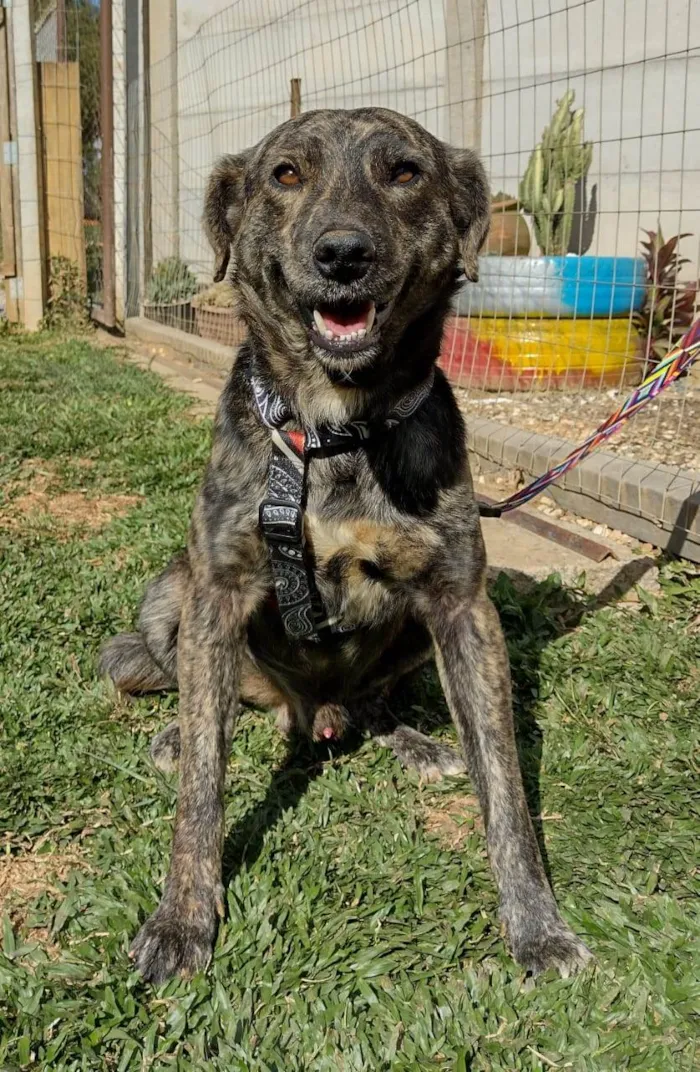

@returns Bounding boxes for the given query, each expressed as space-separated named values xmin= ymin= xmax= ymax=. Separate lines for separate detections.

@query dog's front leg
xmin=425 ymin=582 xmax=592 ymax=978
xmin=130 ymin=582 xmax=244 ymax=983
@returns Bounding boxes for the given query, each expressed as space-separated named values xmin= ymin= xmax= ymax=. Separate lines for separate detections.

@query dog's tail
xmin=99 ymin=633 xmax=175 ymax=695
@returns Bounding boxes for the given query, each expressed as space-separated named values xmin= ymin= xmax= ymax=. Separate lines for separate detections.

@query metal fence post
xmin=124 ymin=0 xmax=141 ymax=319
xmin=99 ymin=0 xmax=116 ymax=328
xmin=0 ymin=4 xmax=18 ymax=321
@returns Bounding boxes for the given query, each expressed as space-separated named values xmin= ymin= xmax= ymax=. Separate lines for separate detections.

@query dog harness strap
xmin=250 ymin=370 xmax=434 ymax=643
xmin=259 ymin=430 xmax=330 ymax=642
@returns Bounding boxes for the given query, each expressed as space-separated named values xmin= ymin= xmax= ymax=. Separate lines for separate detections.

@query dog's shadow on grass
xmin=395 ymin=556 xmax=657 ymax=880
xmin=221 ymin=555 xmax=656 ymax=890
xmin=221 ymin=734 xmax=361 ymax=885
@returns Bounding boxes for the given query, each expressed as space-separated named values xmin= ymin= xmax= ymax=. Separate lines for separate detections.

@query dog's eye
xmin=274 ymin=164 xmax=301 ymax=187
xmin=391 ymin=163 xmax=419 ymax=185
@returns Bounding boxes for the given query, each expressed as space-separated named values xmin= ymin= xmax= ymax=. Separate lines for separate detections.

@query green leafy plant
xmin=84 ymin=221 xmax=103 ymax=305
xmin=519 ymin=90 xmax=594 ymax=256
xmin=145 ymin=257 xmax=198 ymax=305
xmin=40 ymin=256 xmax=90 ymax=331
xmin=633 ymin=227 xmax=699 ymax=367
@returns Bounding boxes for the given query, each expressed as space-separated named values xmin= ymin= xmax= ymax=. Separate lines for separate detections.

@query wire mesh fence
xmin=32 ymin=0 xmax=103 ymax=318
xmin=113 ymin=1 xmax=700 ymax=552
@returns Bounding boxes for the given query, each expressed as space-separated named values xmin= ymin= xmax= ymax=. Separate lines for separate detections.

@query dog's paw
xmin=510 ymin=925 xmax=593 ymax=979
xmin=378 ymin=724 xmax=466 ymax=782
xmin=150 ymin=722 xmax=180 ymax=773
xmin=130 ymin=906 xmax=217 ymax=984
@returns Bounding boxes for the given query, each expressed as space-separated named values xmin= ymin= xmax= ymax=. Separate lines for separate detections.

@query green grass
xmin=0 ymin=333 xmax=698 ymax=1071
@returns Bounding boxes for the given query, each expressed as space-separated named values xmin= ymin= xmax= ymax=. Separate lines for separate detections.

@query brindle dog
xmin=101 ymin=107 xmax=592 ymax=983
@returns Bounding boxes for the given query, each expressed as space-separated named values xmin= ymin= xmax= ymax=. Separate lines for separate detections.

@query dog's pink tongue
xmin=320 ymin=303 xmax=371 ymax=334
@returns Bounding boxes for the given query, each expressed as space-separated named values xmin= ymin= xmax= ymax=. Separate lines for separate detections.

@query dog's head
xmin=204 ymin=108 xmax=489 ymax=387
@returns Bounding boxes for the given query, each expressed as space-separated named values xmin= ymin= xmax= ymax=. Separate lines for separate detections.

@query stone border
xmin=126 ymin=315 xmax=233 ymax=374
xmin=125 ymin=316 xmax=700 ymax=563
xmin=469 ymin=417 xmax=700 ymax=563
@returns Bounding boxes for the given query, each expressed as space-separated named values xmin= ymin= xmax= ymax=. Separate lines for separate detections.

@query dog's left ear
xmin=203 ymin=149 xmax=254 ymax=282
xmin=445 ymin=146 xmax=490 ymax=282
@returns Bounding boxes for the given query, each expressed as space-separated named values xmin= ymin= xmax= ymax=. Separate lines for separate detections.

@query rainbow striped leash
xmin=479 ymin=318 xmax=700 ymax=517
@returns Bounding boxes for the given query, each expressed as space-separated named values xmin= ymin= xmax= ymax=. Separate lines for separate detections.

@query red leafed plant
xmin=633 ymin=227 xmax=699 ymax=369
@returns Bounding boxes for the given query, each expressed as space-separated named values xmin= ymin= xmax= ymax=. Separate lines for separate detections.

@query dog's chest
xmin=302 ymin=467 xmax=439 ymax=627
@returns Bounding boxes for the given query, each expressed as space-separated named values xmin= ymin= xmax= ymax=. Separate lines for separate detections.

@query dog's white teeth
xmin=324 ymin=330 xmax=334 ymax=340
xmin=357 ymin=328 xmax=366 ymax=339
xmin=365 ymin=303 xmax=376 ymax=335
xmin=313 ymin=309 xmax=327 ymax=335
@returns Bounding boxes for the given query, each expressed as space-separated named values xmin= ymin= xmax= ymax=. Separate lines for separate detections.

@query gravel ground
xmin=456 ymin=380 xmax=700 ymax=474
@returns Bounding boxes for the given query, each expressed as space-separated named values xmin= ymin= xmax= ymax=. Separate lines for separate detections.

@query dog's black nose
xmin=313 ymin=229 xmax=375 ymax=280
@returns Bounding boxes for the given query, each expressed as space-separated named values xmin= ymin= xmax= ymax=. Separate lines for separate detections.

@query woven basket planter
xmin=143 ymin=299 xmax=195 ymax=333
xmin=194 ymin=305 xmax=246 ymax=347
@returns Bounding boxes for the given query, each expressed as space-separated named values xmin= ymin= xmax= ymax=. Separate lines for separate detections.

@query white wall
xmin=482 ymin=0 xmax=700 ymax=270
xmin=171 ymin=0 xmax=448 ymax=274
xmin=146 ymin=0 xmax=700 ymax=281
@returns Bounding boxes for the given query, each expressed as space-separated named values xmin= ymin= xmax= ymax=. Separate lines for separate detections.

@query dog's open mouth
xmin=306 ymin=300 xmax=393 ymax=355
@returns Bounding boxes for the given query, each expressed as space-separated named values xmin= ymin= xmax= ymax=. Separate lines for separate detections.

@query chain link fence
xmin=122 ymin=0 xmax=700 ymax=556
xmin=32 ymin=0 xmax=103 ymax=316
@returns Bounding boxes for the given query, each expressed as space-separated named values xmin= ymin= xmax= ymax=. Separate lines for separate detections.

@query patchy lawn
xmin=0 ymin=333 xmax=698 ymax=1071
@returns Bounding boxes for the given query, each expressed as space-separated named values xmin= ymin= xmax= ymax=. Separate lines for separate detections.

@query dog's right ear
xmin=445 ymin=146 xmax=490 ymax=283
xmin=203 ymin=151 xmax=253 ymax=282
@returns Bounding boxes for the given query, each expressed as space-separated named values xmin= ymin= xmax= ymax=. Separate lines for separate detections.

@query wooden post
xmin=123 ymin=0 xmax=142 ymax=318
xmin=112 ymin=0 xmax=128 ymax=322
xmin=445 ymin=0 xmax=485 ymax=150
xmin=38 ymin=62 xmax=86 ymax=280
xmin=290 ymin=77 xmax=301 ymax=119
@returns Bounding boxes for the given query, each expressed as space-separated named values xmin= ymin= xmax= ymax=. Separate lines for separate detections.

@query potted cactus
xmin=192 ymin=281 xmax=246 ymax=347
xmin=518 ymin=94 xmax=594 ymax=257
xmin=444 ymin=91 xmax=646 ymax=390
xmin=143 ymin=256 xmax=199 ymax=331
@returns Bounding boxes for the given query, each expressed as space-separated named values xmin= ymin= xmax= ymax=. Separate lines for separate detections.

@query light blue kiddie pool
xmin=453 ymin=255 xmax=647 ymax=319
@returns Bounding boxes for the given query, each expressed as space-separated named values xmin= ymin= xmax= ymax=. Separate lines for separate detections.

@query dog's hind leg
xmin=99 ymin=551 xmax=189 ymax=694
xmin=137 ymin=551 xmax=190 ymax=683
xmin=150 ymin=656 xmax=296 ymax=772
xmin=363 ymin=699 xmax=466 ymax=782
xmin=360 ymin=623 xmax=466 ymax=781
xmin=150 ymin=721 xmax=181 ymax=773
xmin=100 ymin=632 xmax=174 ymax=694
